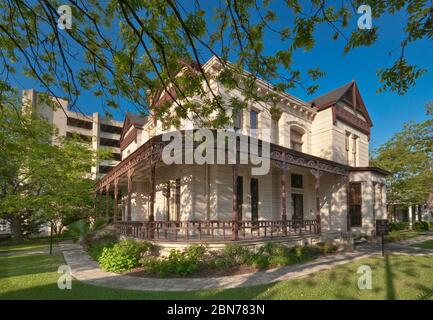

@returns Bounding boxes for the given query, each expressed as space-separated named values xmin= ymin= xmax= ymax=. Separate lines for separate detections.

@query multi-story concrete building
xmin=22 ymin=89 xmax=123 ymax=178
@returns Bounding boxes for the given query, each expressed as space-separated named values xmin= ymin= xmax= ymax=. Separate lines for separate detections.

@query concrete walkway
xmin=60 ymin=235 xmax=433 ymax=292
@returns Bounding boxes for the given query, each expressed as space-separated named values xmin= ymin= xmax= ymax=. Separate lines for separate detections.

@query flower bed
xmin=87 ymin=239 xmax=339 ymax=277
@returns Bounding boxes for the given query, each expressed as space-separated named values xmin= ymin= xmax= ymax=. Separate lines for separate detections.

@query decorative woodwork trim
xmin=95 ymin=130 xmax=351 ymax=191
xmin=120 ymin=127 xmax=138 ymax=151
xmin=335 ymin=106 xmax=370 ymax=135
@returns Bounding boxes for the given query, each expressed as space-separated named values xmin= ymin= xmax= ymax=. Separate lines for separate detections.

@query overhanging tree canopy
xmin=0 ymin=0 xmax=431 ymax=127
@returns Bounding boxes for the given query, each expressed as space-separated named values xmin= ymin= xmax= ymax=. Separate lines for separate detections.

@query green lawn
xmin=411 ymin=240 xmax=433 ymax=250
xmin=1 ymin=251 xmax=433 ymax=300
xmin=385 ymin=230 xmax=422 ymax=243
xmin=0 ymin=235 xmax=75 ymax=254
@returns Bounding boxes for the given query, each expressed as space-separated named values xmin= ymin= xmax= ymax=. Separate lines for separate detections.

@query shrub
xmin=259 ymin=242 xmax=289 ymax=256
xmin=389 ymin=222 xmax=409 ymax=232
xmin=413 ymin=221 xmax=429 ymax=231
xmin=315 ymin=242 xmax=337 ymax=254
xmin=250 ymin=254 xmax=270 ymax=269
xmin=98 ymin=239 xmax=153 ymax=273
xmin=429 ymin=221 xmax=433 ymax=230
xmin=221 ymin=243 xmax=253 ymax=266
xmin=142 ymin=245 xmax=207 ymax=276
xmin=88 ymin=234 xmax=118 ymax=260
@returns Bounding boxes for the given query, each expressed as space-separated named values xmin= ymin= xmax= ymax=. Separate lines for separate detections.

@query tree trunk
xmin=11 ymin=215 xmax=23 ymax=241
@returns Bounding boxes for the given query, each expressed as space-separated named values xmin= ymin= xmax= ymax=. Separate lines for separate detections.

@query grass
xmin=0 ymin=235 xmax=76 ymax=254
xmin=385 ymin=230 xmax=422 ymax=243
xmin=1 ymin=251 xmax=433 ymax=300
xmin=411 ymin=240 xmax=433 ymax=250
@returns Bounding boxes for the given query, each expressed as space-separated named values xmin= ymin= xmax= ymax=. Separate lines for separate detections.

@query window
xmin=352 ymin=135 xmax=358 ymax=166
xmin=250 ymin=110 xmax=258 ymax=130
xmin=233 ymin=109 xmax=242 ymax=130
xmin=100 ymin=137 xmax=120 ymax=148
xmin=349 ymin=182 xmax=362 ymax=227
xmin=175 ymin=179 xmax=181 ymax=221
xmin=292 ymin=194 xmax=304 ymax=220
xmin=345 ymin=132 xmax=351 ymax=164
xmin=67 ymin=117 xmax=93 ymax=130
xmin=100 ymin=123 xmax=122 ymax=134
xmin=291 ymin=174 xmax=303 ymax=188
xmin=251 ymin=178 xmax=259 ymax=222
xmin=290 ymin=128 xmax=303 ymax=152
xmin=236 ymin=176 xmax=243 ymax=220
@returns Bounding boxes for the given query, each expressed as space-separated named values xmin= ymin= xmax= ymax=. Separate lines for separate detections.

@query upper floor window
xmin=352 ymin=135 xmax=358 ymax=166
xmin=291 ymin=174 xmax=303 ymax=188
xmin=250 ymin=110 xmax=258 ymax=130
xmin=233 ymin=109 xmax=242 ymax=130
xmin=345 ymin=131 xmax=351 ymax=164
xmin=290 ymin=128 xmax=303 ymax=152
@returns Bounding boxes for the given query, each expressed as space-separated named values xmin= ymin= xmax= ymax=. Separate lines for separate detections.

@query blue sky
xmin=11 ymin=2 xmax=433 ymax=150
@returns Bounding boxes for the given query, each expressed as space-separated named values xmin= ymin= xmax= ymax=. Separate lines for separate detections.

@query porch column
xmin=127 ymin=168 xmax=134 ymax=221
xmin=113 ymin=177 xmax=119 ymax=221
xmin=408 ymin=205 xmax=413 ymax=229
xmin=149 ymin=164 xmax=156 ymax=239
xmin=232 ymin=164 xmax=239 ymax=241
xmin=280 ymin=155 xmax=288 ymax=236
xmin=372 ymin=181 xmax=377 ymax=227
xmin=105 ymin=183 xmax=110 ymax=218
xmin=310 ymin=166 xmax=323 ymax=233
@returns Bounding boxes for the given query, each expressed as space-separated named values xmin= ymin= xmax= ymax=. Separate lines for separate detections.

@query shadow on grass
xmin=384 ymin=255 xmax=396 ymax=300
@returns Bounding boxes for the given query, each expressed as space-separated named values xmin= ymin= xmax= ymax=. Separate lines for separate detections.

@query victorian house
xmin=95 ymin=56 xmax=388 ymax=244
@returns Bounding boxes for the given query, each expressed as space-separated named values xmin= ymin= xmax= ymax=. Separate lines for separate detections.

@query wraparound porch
xmin=94 ymin=130 xmax=364 ymax=242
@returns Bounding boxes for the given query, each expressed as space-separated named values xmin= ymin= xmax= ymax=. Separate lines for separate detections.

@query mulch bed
xmin=124 ymin=264 xmax=259 ymax=279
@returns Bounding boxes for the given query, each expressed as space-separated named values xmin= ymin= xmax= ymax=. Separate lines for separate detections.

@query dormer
xmin=119 ymin=113 xmax=148 ymax=159
xmin=310 ymin=81 xmax=372 ymax=166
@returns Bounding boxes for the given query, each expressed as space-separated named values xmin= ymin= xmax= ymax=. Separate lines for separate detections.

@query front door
xmin=237 ymin=176 xmax=243 ymax=220
xmin=251 ymin=178 xmax=259 ymax=221
xmin=292 ymin=193 xmax=303 ymax=220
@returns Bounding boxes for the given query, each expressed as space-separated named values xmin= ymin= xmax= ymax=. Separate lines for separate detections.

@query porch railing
xmin=116 ymin=219 xmax=319 ymax=242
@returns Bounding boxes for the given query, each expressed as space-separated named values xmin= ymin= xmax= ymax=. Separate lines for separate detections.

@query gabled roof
xmin=119 ymin=112 xmax=147 ymax=142
xmin=310 ymin=80 xmax=372 ymax=126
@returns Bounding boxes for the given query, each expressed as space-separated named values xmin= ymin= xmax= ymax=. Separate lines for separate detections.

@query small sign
xmin=376 ymin=219 xmax=389 ymax=236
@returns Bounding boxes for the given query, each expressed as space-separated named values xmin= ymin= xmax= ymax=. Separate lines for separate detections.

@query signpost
xmin=376 ymin=219 xmax=389 ymax=256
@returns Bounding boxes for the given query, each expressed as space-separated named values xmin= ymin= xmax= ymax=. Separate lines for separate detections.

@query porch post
xmin=372 ymin=181 xmax=377 ymax=227
xmin=408 ymin=205 xmax=413 ymax=229
xmin=114 ymin=177 xmax=119 ymax=222
xmin=345 ymin=176 xmax=351 ymax=231
xmin=149 ymin=164 xmax=156 ymax=239
xmin=280 ymin=154 xmax=288 ymax=236
xmin=310 ymin=166 xmax=322 ymax=233
xmin=232 ymin=164 xmax=239 ymax=241
xmin=105 ymin=183 xmax=110 ymax=218
xmin=127 ymin=168 xmax=133 ymax=221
